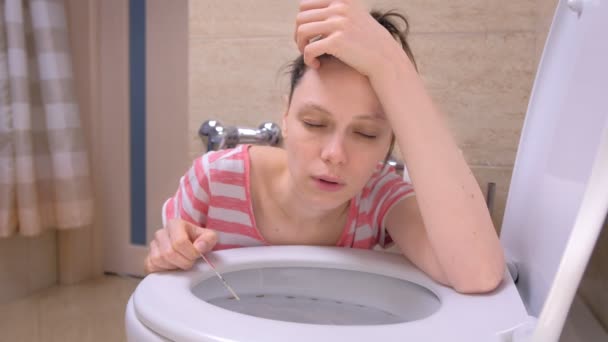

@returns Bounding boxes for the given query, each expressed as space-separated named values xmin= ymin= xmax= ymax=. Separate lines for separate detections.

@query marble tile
xmin=0 ymin=294 xmax=40 ymax=341
xmin=485 ymin=0 xmax=537 ymax=32
xmin=535 ymin=0 xmax=558 ymax=66
xmin=409 ymin=32 xmax=536 ymax=167
xmin=37 ymin=275 xmax=140 ymax=342
xmin=189 ymin=0 xmax=299 ymax=38
xmin=537 ymin=0 xmax=559 ymax=33
xmin=365 ymin=0 xmax=486 ymax=33
xmin=373 ymin=0 xmax=536 ymax=33
xmin=0 ymin=275 xmax=139 ymax=342
xmin=535 ymin=34 xmax=547 ymax=73
xmin=377 ymin=0 xmax=536 ymax=33
xmin=188 ymin=36 xmax=296 ymax=159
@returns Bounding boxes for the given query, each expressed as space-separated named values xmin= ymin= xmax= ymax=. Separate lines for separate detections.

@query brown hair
xmin=284 ymin=9 xmax=417 ymax=162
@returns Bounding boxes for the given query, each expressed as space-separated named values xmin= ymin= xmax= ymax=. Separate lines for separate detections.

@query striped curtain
xmin=0 ymin=0 xmax=93 ymax=237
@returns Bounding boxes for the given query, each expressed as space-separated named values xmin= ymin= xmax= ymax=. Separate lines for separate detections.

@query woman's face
xmin=283 ymin=59 xmax=393 ymax=209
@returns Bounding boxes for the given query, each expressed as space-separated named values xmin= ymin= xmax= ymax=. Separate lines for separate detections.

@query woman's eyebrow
xmin=354 ymin=114 xmax=386 ymax=121
xmin=298 ymin=102 xmax=332 ymax=116
xmin=298 ymin=102 xmax=385 ymax=121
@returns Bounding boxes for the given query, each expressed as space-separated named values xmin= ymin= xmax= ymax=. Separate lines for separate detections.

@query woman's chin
xmin=304 ymin=191 xmax=351 ymax=211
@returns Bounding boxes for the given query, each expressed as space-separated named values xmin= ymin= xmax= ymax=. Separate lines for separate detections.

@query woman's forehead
xmin=296 ymin=101 xmax=386 ymax=122
xmin=292 ymin=60 xmax=384 ymax=117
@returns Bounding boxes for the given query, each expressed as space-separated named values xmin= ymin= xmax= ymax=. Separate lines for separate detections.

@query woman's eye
xmin=303 ymin=121 xmax=325 ymax=128
xmin=357 ymin=132 xmax=377 ymax=139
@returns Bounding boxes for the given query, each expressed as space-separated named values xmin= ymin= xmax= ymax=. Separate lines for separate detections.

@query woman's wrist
xmin=370 ymin=50 xmax=419 ymax=99
xmin=370 ymin=51 xmax=428 ymax=123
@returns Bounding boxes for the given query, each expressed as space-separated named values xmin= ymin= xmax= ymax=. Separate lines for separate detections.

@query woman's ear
xmin=281 ymin=95 xmax=289 ymax=139
xmin=281 ymin=111 xmax=288 ymax=140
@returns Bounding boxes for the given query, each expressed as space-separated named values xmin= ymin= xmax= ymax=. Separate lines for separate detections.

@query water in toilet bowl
xmin=209 ymin=293 xmax=403 ymax=325
xmin=193 ymin=267 xmax=441 ymax=325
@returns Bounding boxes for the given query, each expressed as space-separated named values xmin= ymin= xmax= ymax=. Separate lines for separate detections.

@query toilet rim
xmin=132 ymin=246 xmax=529 ymax=341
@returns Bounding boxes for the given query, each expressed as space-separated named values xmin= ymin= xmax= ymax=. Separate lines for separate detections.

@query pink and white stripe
xmin=163 ymin=145 xmax=415 ymax=251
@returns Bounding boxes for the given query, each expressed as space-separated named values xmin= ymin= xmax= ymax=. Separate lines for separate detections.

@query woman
xmin=145 ymin=0 xmax=505 ymax=294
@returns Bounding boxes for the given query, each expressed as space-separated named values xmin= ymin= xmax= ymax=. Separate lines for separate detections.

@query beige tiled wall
xmin=188 ymin=0 xmax=548 ymax=230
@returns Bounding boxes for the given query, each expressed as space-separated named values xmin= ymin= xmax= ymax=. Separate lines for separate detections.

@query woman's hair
xmin=284 ymin=9 xmax=417 ymax=163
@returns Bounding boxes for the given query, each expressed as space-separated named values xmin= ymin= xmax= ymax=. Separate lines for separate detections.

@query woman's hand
xmin=294 ymin=0 xmax=409 ymax=79
xmin=144 ymin=218 xmax=218 ymax=274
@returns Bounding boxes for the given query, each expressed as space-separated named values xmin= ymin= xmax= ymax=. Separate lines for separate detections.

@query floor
xmin=0 ymin=274 xmax=605 ymax=342
xmin=0 ymin=275 xmax=140 ymax=342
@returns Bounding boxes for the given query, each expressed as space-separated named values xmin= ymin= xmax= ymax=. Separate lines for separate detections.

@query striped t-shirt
xmin=162 ymin=145 xmax=415 ymax=250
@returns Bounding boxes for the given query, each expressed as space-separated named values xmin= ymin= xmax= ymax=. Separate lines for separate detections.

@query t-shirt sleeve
xmin=371 ymin=165 xmax=416 ymax=248
xmin=162 ymin=153 xmax=211 ymax=228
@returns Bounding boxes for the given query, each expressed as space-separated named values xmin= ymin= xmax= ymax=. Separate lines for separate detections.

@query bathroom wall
xmin=188 ymin=0 xmax=546 ymax=231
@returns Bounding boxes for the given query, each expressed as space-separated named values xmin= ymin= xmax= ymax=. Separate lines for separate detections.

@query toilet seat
xmin=129 ymin=246 xmax=530 ymax=342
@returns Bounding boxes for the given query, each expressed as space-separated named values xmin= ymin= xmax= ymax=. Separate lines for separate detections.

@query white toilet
xmin=125 ymin=1 xmax=608 ymax=341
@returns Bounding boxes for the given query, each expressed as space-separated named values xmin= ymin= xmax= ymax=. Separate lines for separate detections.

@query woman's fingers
xmin=192 ymin=228 xmax=219 ymax=254
xmin=147 ymin=239 xmax=173 ymax=272
xmin=299 ymin=0 xmax=332 ymax=12
xmin=303 ymin=33 xmax=336 ymax=68
xmin=296 ymin=7 xmax=330 ymax=27
xmin=294 ymin=5 xmax=338 ymax=42
xmin=295 ymin=0 xmax=393 ymax=77
xmin=155 ymin=228 xmax=193 ymax=270
xmin=296 ymin=19 xmax=341 ymax=55
xmin=144 ymin=219 xmax=221 ymax=274
xmin=185 ymin=222 xmax=219 ymax=253
xmin=167 ymin=219 xmax=200 ymax=261
xmin=295 ymin=2 xmax=351 ymax=64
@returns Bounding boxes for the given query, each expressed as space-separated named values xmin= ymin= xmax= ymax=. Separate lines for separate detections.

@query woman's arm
xmin=294 ymin=0 xmax=505 ymax=292
xmin=145 ymin=155 xmax=218 ymax=274
xmin=372 ymin=57 xmax=505 ymax=293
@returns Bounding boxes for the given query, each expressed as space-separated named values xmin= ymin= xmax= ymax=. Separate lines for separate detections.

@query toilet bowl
xmin=126 ymin=246 xmax=530 ymax=342
xmin=126 ymin=1 xmax=608 ymax=341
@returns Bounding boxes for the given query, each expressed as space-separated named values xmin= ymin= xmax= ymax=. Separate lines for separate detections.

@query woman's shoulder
xmin=248 ymin=145 xmax=286 ymax=171
xmin=181 ymin=146 xmax=249 ymax=184
xmin=194 ymin=144 xmax=284 ymax=178
xmin=199 ymin=144 xmax=285 ymax=180
xmin=203 ymin=145 xmax=248 ymax=163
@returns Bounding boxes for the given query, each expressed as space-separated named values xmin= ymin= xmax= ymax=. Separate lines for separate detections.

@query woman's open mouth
xmin=312 ymin=176 xmax=346 ymax=192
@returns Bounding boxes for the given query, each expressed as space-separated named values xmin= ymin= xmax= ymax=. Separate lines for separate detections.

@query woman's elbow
xmin=452 ymin=262 xmax=506 ymax=294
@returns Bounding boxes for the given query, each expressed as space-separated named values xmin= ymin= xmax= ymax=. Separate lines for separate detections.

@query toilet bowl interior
xmin=192 ymin=266 xmax=440 ymax=325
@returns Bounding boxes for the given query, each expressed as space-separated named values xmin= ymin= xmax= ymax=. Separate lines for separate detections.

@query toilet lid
xmin=133 ymin=246 xmax=529 ymax=341
xmin=499 ymin=1 xmax=608 ymax=316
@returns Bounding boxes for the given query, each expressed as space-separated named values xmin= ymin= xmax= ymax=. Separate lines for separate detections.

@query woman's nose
xmin=321 ymin=134 xmax=348 ymax=165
